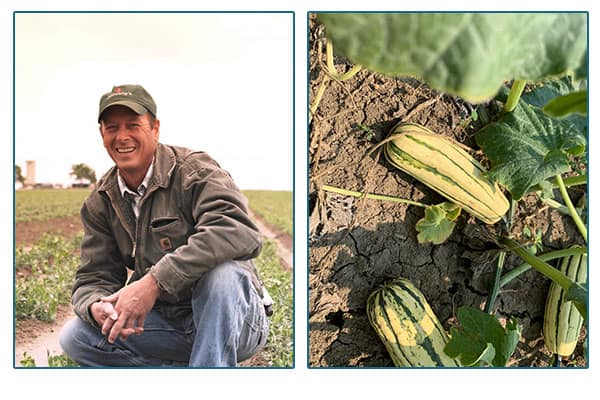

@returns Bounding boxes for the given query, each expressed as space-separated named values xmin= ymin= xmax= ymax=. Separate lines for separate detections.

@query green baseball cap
xmin=98 ymin=84 xmax=157 ymax=122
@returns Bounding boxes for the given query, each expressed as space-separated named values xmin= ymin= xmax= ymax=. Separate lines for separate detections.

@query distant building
xmin=25 ymin=160 xmax=36 ymax=186
xmin=34 ymin=183 xmax=54 ymax=189
xmin=71 ymin=178 xmax=92 ymax=188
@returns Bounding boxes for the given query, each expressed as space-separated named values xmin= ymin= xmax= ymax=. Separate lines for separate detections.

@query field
xmin=14 ymin=188 xmax=293 ymax=367
xmin=244 ymin=190 xmax=293 ymax=236
xmin=16 ymin=188 xmax=91 ymax=223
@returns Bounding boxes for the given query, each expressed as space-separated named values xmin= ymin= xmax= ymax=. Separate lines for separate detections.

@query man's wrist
xmin=145 ymin=269 xmax=161 ymax=297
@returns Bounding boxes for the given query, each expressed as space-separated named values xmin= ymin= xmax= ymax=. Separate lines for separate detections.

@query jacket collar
xmin=117 ymin=160 xmax=154 ymax=196
xmin=97 ymin=143 xmax=176 ymax=193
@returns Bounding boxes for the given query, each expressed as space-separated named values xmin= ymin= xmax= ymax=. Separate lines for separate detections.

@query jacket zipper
xmin=132 ymin=184 xmax=159 ymax=263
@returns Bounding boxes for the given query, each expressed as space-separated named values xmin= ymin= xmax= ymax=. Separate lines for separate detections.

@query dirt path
xmin=15 ymin=305 xmax=75 ymax=366
xmin=14 ymin=210 xmax=293 ymax=367
xmin=249 ymin=210 xmax=293 ymax=270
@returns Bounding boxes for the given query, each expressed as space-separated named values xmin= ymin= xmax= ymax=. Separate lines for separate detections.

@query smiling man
xmin=59 ymin=84 xmax=270 ymax=367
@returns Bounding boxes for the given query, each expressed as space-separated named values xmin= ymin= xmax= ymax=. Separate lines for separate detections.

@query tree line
xmin=15 ymin=163 xmax=97 ymax=186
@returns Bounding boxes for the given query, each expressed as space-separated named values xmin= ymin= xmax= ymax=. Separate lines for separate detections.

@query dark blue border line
xmin=305 ymin=10 xmax=590 ymax=370
xmin=311 ymin=10 xmax=587 ymax=14
xmin=13 ymin=10 xmax=295 ymax=370
xmin=585 ymin=10 xmax=590 ymax=368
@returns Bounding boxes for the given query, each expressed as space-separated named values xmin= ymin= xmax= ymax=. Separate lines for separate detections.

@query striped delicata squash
xmin=543 ymin=251 xmax=587 ymax=358
xmin=383 ymin=122 xmax=509 ymax=224
xmin=367 ymin=277 xmax=460 ymax=367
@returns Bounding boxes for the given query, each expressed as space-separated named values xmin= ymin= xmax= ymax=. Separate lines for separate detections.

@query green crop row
xmin=254 ymin=239 xmax=294 ymax=367
xmin=16 ymin=188 xmax=91 ymax=223
xmin=16 ymin=234 xmax=293 ymax=367
xmin=20 ymin=352 xmax=78 ymax=367
xmin=15 ymin=233 xmax=82 ymax=321
xmin=243 ymin=190 xmax=293 ymax=236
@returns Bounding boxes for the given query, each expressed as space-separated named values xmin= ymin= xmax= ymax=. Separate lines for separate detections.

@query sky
xmin=14 ymin=12 xmax=293 ymax=190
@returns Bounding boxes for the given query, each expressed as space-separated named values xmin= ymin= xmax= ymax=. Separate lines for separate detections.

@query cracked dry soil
xmin=307 ymin=16 xmax=586 ymax=368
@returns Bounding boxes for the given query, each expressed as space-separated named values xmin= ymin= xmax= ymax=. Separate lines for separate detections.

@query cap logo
xmin=114 ymin=87 xmax=122 ymax=93
xmin=106 ymin=91 xmax=133 ymax=99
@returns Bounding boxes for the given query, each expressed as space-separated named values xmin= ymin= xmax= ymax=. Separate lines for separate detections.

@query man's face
xmin=99 ymin=106 xmax=160 ymax=176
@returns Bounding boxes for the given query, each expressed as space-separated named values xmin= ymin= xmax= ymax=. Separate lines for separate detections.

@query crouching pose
xmin=60 ymin=84 xmax=269 ymax=367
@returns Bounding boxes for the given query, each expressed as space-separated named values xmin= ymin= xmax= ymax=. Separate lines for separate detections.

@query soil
xmin=16 ymin=215 xmax=83 ymax=248
xmin=308 ymin=15 xmax=587 ymax=368
xmin=248 ymin=209 xmax=293 ymax=270
xmin=14 ymin=209 xmax=292 ymax=367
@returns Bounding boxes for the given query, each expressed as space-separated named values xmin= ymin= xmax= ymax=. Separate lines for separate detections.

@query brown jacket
xmin=71 ymin=143 xmax=263 ymax=325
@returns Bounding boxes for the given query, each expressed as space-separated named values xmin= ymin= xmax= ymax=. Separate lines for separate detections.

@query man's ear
xmin=153 ymin=119 xmax=160 ymax=141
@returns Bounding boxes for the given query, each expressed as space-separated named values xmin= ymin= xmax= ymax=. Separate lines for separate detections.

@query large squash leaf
xmin=542 ymin=91 xmax=587 ymax=118
xmin=318 ymin=13 xmax=587 ymax=103
xmin=523 ymin=77 xmax=587 ymax=124
xmin=475 ymin=87 xmax=586 ymax=200
xmin=444 ymin=306 xmax=521 ymax=367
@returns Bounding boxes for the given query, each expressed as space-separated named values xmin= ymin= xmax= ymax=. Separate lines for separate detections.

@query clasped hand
xmin=91 ymin=273 xmax=160 ymax=343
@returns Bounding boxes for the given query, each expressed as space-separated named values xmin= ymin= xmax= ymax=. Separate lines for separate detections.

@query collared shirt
xmin=117 ymin=161 xmax=154 ymax=219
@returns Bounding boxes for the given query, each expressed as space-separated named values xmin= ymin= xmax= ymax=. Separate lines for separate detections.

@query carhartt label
xmin=159 ymin=237 xmax=172 ymax=251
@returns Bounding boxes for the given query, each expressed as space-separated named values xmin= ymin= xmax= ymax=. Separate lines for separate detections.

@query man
xmin=60 ymin=84 xmax=270 ymax=367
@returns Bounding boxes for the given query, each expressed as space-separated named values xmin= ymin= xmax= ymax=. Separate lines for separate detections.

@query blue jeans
xmin=59 ymin=261 xmax=269 ymax=367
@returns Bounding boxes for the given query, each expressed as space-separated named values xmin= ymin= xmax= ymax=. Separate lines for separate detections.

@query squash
xmin=384 ymin=122 xmax=509 ymax=224
xmin=367 ymin=278 xmax=460 ymax=367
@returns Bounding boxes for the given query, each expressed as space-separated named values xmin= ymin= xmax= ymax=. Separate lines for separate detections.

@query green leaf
xmin=522 ymin=77 xmax=587 ymax=109
xmin=504 ymin=317 xmax=522 ymax=359
xmin=415 ymin=202 xmax=461 ymax=244
xmin=444 ymin=306 xmax=522 ymax=367
xmin=475 ymin=88 xmax=587 ymax=200
xmin=543 ymin=91 xmax=587 ymax=118
xmin=318 ymin=13 xmax=587 ymax=103
xmin=536 ymin=180 xmax=555 ymax=200
xmin=521 ymin=77 xmax=587 ymax=134
xmin=442 ymin=202 xmax=462 ymax=221
xmin=565 ymin=282 xmax=588 ymax=320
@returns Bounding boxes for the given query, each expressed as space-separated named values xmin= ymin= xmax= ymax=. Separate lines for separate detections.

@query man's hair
xmin=147 ymin=114 xmax=157 ymax=128
xmin=99 ymin=111 xmax=157 ymax=128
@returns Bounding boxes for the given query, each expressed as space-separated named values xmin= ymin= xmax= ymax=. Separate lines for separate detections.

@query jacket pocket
xmin=150 ymin=216 xmax=180 ymax=231
xmin=150 ymin=216 xmax=188 ymax=252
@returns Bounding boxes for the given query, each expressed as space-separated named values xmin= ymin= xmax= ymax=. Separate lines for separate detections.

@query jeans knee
xmin=194 ymin=261 xmax=249 ymax=294
xmin=59 ymin=317 xmax=88 ymax=358
xmin=191 ymin=262 xmax=257 ymax=312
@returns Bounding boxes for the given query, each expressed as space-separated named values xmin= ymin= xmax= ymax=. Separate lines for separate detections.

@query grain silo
xmin=25 ymin=160 xmax=36 ymax=186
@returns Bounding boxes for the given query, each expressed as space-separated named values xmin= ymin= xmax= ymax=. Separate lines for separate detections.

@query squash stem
xmin=484 ymin=252 xmax=506 ymax=314
xmin=554 ymin=355 xmax=562 ymax=367
xmin=504 ymin=80 xmax=527 ymax=113
xmin=321 ymin=184 xmax=429 ymax=208
xmin=540 ymin=197 xmax=574 ymax=216
xmin=310 ymin=40 xmax=361 ymax=123
xmin=555 ymin=174 xmax=587 ymax=242
xmin=309 ymin=76 xmax=330 ymax=123
xmin=484 ymin=199 xmax=515 ymax=313
xmin=499 ymin=246 xmax=586 ymax=287
xmin=325 ymin=40 xmax=362 ymax=81
xmin=498 ymin=237 xmax=574 ymax=291
xmin=530 ymin=174 xmax=587 ymax=192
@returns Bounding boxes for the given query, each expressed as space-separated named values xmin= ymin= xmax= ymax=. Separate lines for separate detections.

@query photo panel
xmin=14 ymin=11 xmax=294 ymax=368
xmin=308 ymin=12 xmax=588 ymax=368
